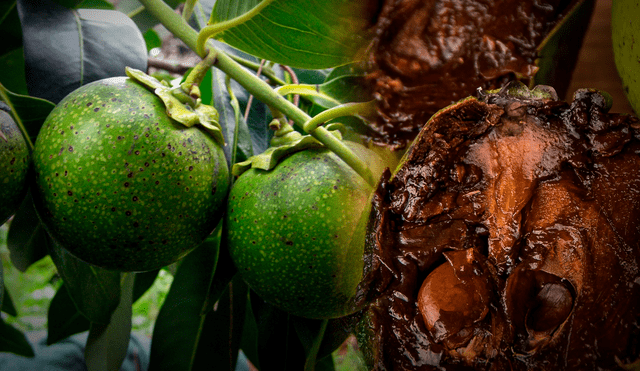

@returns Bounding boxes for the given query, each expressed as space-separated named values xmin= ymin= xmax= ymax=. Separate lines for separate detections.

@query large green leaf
xmin=16 ymin=0 xmax=147 ymax=103
xmin=85 ymin=273 xmax=134 ymax=371
xmin=47 ymin=283 xmax=91 ymax=345
xmin=0 ymin=49 xmax=27 ymax=95
xmin=533 ymin=0 xmax=595 ymax=98
xmin=148 ymin=229 xmax=222 ymax=371
xmin=47 ymin=270 xmax=160 ymax=346
xmin=47 ymin=239 xmax=121 ymax=324
xmin=210 ymin=0 xmax=372 ymax=69
xmin=0 ymin=1 xmax=22 ymax=57
xmin=192 ymin=276 xmax=248 ymax=371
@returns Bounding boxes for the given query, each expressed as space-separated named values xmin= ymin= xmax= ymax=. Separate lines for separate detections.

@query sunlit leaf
xmin=210 ymin=0 xmax=373 ymax=69
xmin=143 ymin=28 xmax=162 ymax=52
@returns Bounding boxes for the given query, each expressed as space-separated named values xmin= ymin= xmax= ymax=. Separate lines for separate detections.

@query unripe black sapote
xmin=32 ymin=77 xmax=229 ymax=272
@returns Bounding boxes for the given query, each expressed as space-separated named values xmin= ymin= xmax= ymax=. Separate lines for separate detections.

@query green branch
xmin=137 ymin=0 xmax=376 ymax=186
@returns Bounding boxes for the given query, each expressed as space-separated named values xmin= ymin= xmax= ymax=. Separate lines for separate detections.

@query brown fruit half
xmin=359 ymin=82 xmax=640 ymax=370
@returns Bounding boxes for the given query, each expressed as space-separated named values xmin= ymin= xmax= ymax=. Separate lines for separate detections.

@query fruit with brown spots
xmin=32 ymin=77 xmax=229 ymax=272
xmin=0 ymin=103 xmax=31 ymax=225
xmin=226 ymin=142 xmax=384 ymax=319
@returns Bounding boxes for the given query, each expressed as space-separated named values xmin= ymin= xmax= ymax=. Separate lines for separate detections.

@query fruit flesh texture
xmin=612 ymin=0 xmax=640 ymax=116
xmin=227 ymin=143 xmax=381 ymax=319
xmin=360 ymin=88 xmax=640 ymax=370
xmin=32 ymin=77 xmax=229 ymax=272
xmin=366 ymin=0 xmax=589 ymax=149
xmin=0 ymin=109 xmax=30 ymax=225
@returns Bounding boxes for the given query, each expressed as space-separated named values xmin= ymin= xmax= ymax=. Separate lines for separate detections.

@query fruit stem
xmin=138 ymin=0 xmax=378 ymax=187
xmin=182 ymin=0 xmax=197 ymax=22
xmin=182 ymin=48 xmax=218 ymax=94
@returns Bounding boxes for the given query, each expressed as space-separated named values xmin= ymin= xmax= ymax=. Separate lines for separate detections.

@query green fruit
xmin=226 ymin=142 xmax=383 ymax=319
xmin=32 ymin=77 xmax=229 ymax=272
xmin=612 ymin=0 xmax=640 ymax=115
xmin=0 ymin=105 xmax=31 ymax=225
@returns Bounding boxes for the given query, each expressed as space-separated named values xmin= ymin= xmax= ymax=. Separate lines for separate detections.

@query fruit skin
xmin=0 ymin=106 xmax=31 ymax=225
xmin=226 ymin=142 xmax=382 ymax=319
xmin=612 ymin=0 xmax=640 ymax=115
xmin=32 ymin=77 xmax=229 ymax=272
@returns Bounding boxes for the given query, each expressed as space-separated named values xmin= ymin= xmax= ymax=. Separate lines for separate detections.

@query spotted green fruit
xmin=226 ymin=142 xmax=383 ymax=319
xmin=32 ymin=77 xmax=229 ymax=272
xmin=0 ymin=106 xmax=30 ymax=225
xmin=612 ymin=0 xmax=640 ymax=115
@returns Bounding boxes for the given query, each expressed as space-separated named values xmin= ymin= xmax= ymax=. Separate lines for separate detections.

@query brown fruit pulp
xmin=361 ymin=87 xmax=640 ymax=370
xmin=366 ymin=0 xmax=585 ymax=149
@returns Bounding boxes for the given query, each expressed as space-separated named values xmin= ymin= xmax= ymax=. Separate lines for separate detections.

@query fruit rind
xmin=226 ymin=143 xmax=378 ymax=319
xmin=0 ymin=107 xmax=31 ymax=225
xmin=32 ymin=77 xmax=229 ymax=272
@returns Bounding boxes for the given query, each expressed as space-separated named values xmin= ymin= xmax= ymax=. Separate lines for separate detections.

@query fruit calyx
xmin=232 ymin=120 xmax=344 ymax=176
xmin=125 ymin=67 xmax=224 ymax=146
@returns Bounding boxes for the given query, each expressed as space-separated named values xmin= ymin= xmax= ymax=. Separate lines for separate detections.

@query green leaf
xmin=0 ymin=84 xmax=54 ymax=143
xmin=0 ymin=1 xmax=22 ymax=57
xmin=148 ymin=229 xmax=221 ymax=371
xmin=192 ymin=276 xmax=248 ymax=371
xmin=6 ymin=193 xmax=50 ymax=272
xmin=533 ymin=0 xmax=595 ymax=98
xmin=1 ymin=287 xmax=17 ymax=317
xmin=47 ymin=239 xmax=121 ymax=324
xmin=75 ymin=0 xmax=115 ymax=9
xmin=204 ymin=67 xmax=254 ymax=164
xmin=211 ymin=0 xmax=372 ymax=69
xmin=0 ymin=254 xmax=3 ymax=312
xmin=143 ymin=28 xmax=162 ymax=52
xmin=47 ymin=283 xmax=91 ymax=345
xmin=0 ymin=48 xmax=27 ymax=95
xmin=85 ymin=273 xmax=135 ymax=371
xmin=0 ymin=317 xmax=34 ymax=357
xmin=239 ymin=294 xmax=260 ymax=369
xmin=133 ymin=270 xmax=160 ymax=303
xmin=249 ymin=292 xmax=307 ymax=370
xmin=200 ymin=231 xmax=238 ymax=314
xmin=17 ymin=0 xmax=148 ymax=103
